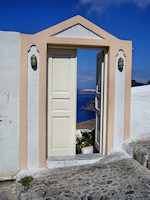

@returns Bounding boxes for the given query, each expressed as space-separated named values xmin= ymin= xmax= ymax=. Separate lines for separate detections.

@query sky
xmin=0 ymin=0 xmax=150 ymax=89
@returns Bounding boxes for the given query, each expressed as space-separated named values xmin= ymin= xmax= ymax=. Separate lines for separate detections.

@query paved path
xmin=1 ymin=152 xmax=150 ymax=200
xmin=0 ymin=181 xmax=17 ymax=200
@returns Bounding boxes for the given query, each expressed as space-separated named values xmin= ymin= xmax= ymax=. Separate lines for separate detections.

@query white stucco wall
xmin=0 ymin=31 xmax=20 ymax=178
xmin=130 ymin=85 xmax=150 ymax=138
xmin=114 ymin=50 xmax=126 ymax=150
xmin=27 ymin=46 xmax=39 ymax=169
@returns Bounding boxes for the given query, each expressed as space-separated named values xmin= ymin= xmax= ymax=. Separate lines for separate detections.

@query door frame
xmin=46 ymin=45 xmax=108 ymax=158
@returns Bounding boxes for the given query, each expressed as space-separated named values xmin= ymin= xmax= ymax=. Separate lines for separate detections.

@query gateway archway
xmin=47 ymin=47 xmax=108 ymax=158
xmin=19 ymin=15 xmax=132 ymax=169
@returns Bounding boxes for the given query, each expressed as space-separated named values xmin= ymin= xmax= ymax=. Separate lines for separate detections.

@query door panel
xmin=52 ymin=57 xmax=69 ymax=91
xmin=52 ymin=117 xmax=69 ymax=148
xmin=47 ymin=48 xmax=77 ymax=157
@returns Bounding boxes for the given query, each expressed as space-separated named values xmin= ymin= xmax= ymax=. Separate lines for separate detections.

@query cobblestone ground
xmin=1 ymin=157 xmax=150 ymax=200
xmin=0 ymin=181 xmax=17 ymax=200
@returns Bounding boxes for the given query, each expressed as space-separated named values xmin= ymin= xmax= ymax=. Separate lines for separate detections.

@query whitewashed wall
xmin=130 ymin=85 xmax=150 ymax=138
xmin=27 ymin=46 xmax=39 ymax=169
xmin=0 ymin=31 xmax=20 ymax=178
xmin=114 ymin=50 xmax=126 ymax=150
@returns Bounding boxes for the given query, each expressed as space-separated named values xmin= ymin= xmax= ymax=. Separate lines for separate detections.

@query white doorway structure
xmin=47 ymin=47 xmax=108 ymax=157
xmin=47 ymin=48 xmax=77 ymax=157
xmin=18 ymin=15 xmax=132 ymax=170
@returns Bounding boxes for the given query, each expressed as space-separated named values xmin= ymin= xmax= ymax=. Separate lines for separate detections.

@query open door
xmin=95 ymin=50 xmax=107 ymax=155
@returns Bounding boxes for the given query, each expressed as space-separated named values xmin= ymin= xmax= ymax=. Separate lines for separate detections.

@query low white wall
xmin=0 ymin=31 xmax=20 ymax=178
xmin=130 ymin=85 xmax=150 ymax=139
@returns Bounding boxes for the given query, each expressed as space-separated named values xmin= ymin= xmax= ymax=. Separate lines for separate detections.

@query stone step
xmin=122 ymin=135 xmax=150 ymax=170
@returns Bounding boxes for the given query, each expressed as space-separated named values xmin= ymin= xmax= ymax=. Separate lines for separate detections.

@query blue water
xmin=77 ymin=93 xmax=96 ymax=123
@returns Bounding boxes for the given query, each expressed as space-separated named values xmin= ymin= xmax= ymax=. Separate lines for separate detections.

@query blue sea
xmin=77 ymin=93 xmax=96 ymax=123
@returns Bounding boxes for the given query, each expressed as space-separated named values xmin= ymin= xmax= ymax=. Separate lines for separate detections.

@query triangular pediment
xmin=37 ymin=15 xmax=118 ymax=41
xmin=52 ymin=24 xmax=104 ymax=40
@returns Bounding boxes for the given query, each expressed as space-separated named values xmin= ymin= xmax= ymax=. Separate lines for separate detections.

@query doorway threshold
xmin=47 ymin=153 xmax=103 ymax=169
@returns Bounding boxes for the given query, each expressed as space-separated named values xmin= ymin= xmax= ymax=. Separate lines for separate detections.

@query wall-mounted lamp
xmin=31 ymin=55 xmax=37 ymax=70
xmin=118 ymin=57 xmax=124 ymax=72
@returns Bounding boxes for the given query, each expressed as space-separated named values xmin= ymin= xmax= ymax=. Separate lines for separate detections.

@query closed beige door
xmin=47 ymin=48 xmax=77 ymax=157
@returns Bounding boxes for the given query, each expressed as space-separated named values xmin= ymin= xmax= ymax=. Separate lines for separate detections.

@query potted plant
xmin=76 ymin=129 xmax=95 ymax=154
